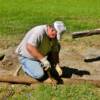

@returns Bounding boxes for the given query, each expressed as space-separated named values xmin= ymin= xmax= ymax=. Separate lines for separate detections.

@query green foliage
xmin=0 ymin=83 xmax=98 ymax=100
xmin=0 ymin=0 xmax=100 ymax=37
xmin=0 ymin=1 xmax=100 ymax=99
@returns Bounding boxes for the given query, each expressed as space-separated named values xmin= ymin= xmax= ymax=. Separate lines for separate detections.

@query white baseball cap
xmin=53 ymin=21 xmax=66 ymax=40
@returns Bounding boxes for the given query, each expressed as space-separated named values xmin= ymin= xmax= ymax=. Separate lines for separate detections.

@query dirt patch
xmin=0 ymin=47 xmax=19 ymax=75
xmin=60 ymin=42 xmax=100 ymax=80
xmin=0 ymin=40 xmax=100 ymax=82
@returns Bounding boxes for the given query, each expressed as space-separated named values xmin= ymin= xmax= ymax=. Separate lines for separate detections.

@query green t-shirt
xmin=37 ymin=33 xmax=59 ymax=56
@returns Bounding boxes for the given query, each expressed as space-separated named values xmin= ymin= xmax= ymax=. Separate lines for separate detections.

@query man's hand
xmin=55 ymin=64 xmax=62 ymax=76
xmin=40 ymin=57 xmax=51 ymax=71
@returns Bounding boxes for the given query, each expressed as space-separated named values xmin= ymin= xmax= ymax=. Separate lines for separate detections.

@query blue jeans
xmin=18 ymin=56 xmax=44 ymax=79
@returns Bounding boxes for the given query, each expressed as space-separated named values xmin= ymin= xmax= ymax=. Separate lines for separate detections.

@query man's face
xmin=47 ymin=26 xmax=57 ymax=39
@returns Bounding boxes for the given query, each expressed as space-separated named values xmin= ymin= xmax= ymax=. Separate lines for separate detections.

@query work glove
xmin=40 ymin=57 xmax=51 ymax=71
xmin=55 ymin=64 xmax=62 ymax=76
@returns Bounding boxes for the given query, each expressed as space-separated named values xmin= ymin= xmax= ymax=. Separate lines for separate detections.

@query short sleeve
xmin=27 ymin=33 xmax=39 ymax=47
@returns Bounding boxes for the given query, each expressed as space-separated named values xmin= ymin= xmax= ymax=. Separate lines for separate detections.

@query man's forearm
xmin=27 ymin=43 xmax=44 ymax=61
xmin=48 ymin=52 xmax=59 ymax=65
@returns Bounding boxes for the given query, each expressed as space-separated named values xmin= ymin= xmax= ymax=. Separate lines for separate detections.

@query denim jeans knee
xmin=18 ymin=56 xmax=44 ymax=79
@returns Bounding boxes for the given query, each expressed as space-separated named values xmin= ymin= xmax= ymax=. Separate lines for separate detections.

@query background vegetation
xmin=0 ymin=0 xmax=100 ymax=37
xmin=0 ymin=0 xmax=100 ymax=99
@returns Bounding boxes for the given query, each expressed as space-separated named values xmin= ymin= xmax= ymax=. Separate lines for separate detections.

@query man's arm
xmin=48 ymin=52 xmax=59 ymax=65
xmin=48 ymin=41 xmax=60 ymax=65
xmin=48 ymin=42 xmax=62 ymax=76
xmin=27 ymin=43 xmax=51 ymax=70
xmin=26 ymin=43 xmax=44 ymax=61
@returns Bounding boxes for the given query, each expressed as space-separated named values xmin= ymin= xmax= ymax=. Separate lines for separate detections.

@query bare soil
xmin=0 ymin=39 xmax=100 ymax=83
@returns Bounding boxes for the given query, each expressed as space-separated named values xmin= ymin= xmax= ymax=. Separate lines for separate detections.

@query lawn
xmin=0 ymin=83 xmax=100 ymax=100
xmin=0 ymin=0 xmax=100 ymax=37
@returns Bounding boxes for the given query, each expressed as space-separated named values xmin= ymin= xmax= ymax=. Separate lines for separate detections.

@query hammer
xmin=45 ymin=68 xmax=57 ymax=86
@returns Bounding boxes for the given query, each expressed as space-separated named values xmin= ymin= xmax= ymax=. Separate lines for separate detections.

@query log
xmin=0 ymin=75 xmax=38 ymax=85
xmin=72 ymin=28 xmax=100 ymax=38
xmin=0 ymin=75 xmax=100 ymax=87
xmin=0 ymin=53 xmax=5 ymax=61
xmin=83 ymin=48 xmax=100 ymax=62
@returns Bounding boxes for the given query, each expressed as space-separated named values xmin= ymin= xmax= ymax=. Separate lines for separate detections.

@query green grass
xmin=0 ymin=83 xmax=99 ymax=100
xmin=0 ymin=0 xmax=100 ymax=47
xmin=0 ymin=0 xmax=100 ymax=37
xmin=0 ymin=0 xmax=100 ymax=99
xmin=0 ymin=0 xmax=100 ymax=48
